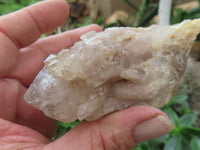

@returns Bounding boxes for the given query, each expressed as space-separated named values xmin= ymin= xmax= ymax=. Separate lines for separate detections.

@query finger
xmin=0 ymin=0 xmax=69 ymax=76
xmin=0 ymin=0 xmax=69 ymax=48
xmin=0 ymin=119 xmax=49 ymax=149
xmin=29 ymin=24 xmax=102 ymax=54
xmin=9 ymin=25 xmax=102 ymax=87
xmin=0 ymin=78 xmax=57 ymax=139
xmin=43 ymin=106 xmax=174 ymax=150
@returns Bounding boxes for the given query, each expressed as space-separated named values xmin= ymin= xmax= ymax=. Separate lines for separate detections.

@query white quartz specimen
xmin=25 ymin=19 xmax=200 ymax=122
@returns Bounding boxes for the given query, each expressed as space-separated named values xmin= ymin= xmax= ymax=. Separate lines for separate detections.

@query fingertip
xmin=87 ymin=24 xmax=103 ymax=32
xmin=27 ymin=0 xmax=70 ymax=33
xmin=99 ymin=105 xmax=174 ymax=148
xmin=120 ymin=105 xmax=169 ymax=125
xmin=77 ymin=24 xmax=102 ymax=33
xmin=133 ymin=115 xmax=174 ymax=143
xmin=45 ymin=0 xmax=70 ymax=18
xmin=56 ymin=0 xmax=70 ymax=21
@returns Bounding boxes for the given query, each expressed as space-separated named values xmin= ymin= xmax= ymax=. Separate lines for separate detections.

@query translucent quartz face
xmin=25 ymin=19 xmax=200 ymax=122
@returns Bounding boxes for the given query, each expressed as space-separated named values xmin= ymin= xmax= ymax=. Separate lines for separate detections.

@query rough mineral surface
xmin=25 ymin=19 xmax=200 ymax=122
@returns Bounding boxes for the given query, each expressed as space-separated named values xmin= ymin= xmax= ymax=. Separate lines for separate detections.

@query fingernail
xmin=133 ymin=115 xmax=175 ymax=143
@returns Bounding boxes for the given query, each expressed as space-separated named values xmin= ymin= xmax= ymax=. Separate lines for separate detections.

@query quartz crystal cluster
xmin=25 ymin=19 xmax=200 ymax=122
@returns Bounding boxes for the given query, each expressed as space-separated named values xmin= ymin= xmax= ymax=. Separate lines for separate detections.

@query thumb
xmin=43 ymin=106 xmax=174 ymax=150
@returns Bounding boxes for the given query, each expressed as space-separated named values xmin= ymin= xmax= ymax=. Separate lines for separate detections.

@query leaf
xmin=181 ymin=137 xmax=191 ymax=150
xmin=164 ymin=135 xmax=182 ymax=150
xmin=172 ymin=95 xmax=188 ymax=104
xmin=134 ymin=142 xmax=150 ymax=150
xmin=132 ymin=146 xmax=142 ymax=150
xmin=76 ymin=17 xmax=92 ymax=27
xmin=104 ymin=22 xmax=119 ymax=29
xmin=180 ymin=113 xmax=195 ymax=127
xmin=150 ymin=134 xmax=170 ymax=144
xmin=0 ymin=0 xmax=39 ymax=15
xmin=168 ymin=95 xmax=188 ymax=106
xmin=134 ymin=0 xmax=148 ymax=26
xmin=124 ymin=0 xmax=139 ymax=11
xmin=97 ymin=16 xmax=104 ymax=26
xmin=140 ymin=142 xmax=151 ymax=150
xmin=52 ymin=122 xmax=71 ymax=140
xmin=163 ymin=107 xmax=180 ymax=126
xmin=181 ymin=127 xmax=200 ymax=137
xmin=70 ymin=120 xmax=82 ymax=128
xmin=191 ymin=137 xmax=200 ymax=150
xmin=41 ymin=34 xmax=47 ymax=38
xmin=175 ymin=101 xmax=191 ymax=115
xmin=52 ymin=120 xmax=81 ymax=140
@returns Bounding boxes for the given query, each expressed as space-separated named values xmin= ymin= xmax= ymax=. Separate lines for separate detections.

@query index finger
xmin=0 ymin=0 xmax=69 ymax=48
xmin=0 ymin=0 xmax=69 ymax=76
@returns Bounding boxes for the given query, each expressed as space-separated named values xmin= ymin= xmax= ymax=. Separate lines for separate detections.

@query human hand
xmin=0 ymin=0 xmax=174 ymax=149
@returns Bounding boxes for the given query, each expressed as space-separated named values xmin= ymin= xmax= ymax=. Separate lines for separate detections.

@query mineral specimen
xmin=25 ymin=19 xmax=200 ymax=122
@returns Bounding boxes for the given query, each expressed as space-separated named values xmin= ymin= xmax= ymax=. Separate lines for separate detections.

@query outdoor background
xmin=0 ymin=0 xmax=200 ymax=149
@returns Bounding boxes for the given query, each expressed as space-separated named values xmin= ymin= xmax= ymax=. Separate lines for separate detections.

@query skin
xmin=0 ymin=0 xmax=173 ymax=149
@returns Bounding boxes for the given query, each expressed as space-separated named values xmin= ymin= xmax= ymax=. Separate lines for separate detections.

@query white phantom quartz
xmin=25 ymin=19 xmax=200 ymax=122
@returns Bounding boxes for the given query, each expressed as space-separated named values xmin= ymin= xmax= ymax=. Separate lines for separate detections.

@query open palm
xmin=0 ymin=0 xmax=174 ymax=150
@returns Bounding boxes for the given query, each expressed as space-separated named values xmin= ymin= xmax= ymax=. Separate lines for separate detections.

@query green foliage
xmin=191 ymin=137 xmax=200 ymax=150
xmin=75 ymin=16 xmax=104 ymax=28
xmin=0 ymin=0 xmax=40 ymax=15
xmin=74 ymin=0 xmax=159 ymax=28
xmin=133 ymin=0 xmax=158 ymax=27
xmin=171 ymin=1 xmax=200 ymax=24
xmin=164 ymin=135 xmax=182 ymax=150
xmin=124 ymin=0 xmax=139 ymax=11
xmin=52 ymin=120 xmax=81 ymax=141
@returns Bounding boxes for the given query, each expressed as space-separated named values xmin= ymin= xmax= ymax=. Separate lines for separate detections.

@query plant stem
xmin=124 ymin=0 xmax=139 ymax=11
xmin=158 ymin=0 xmax=172 ymax=25
xmin=136 ymin=4 xmax=158 ymax=27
